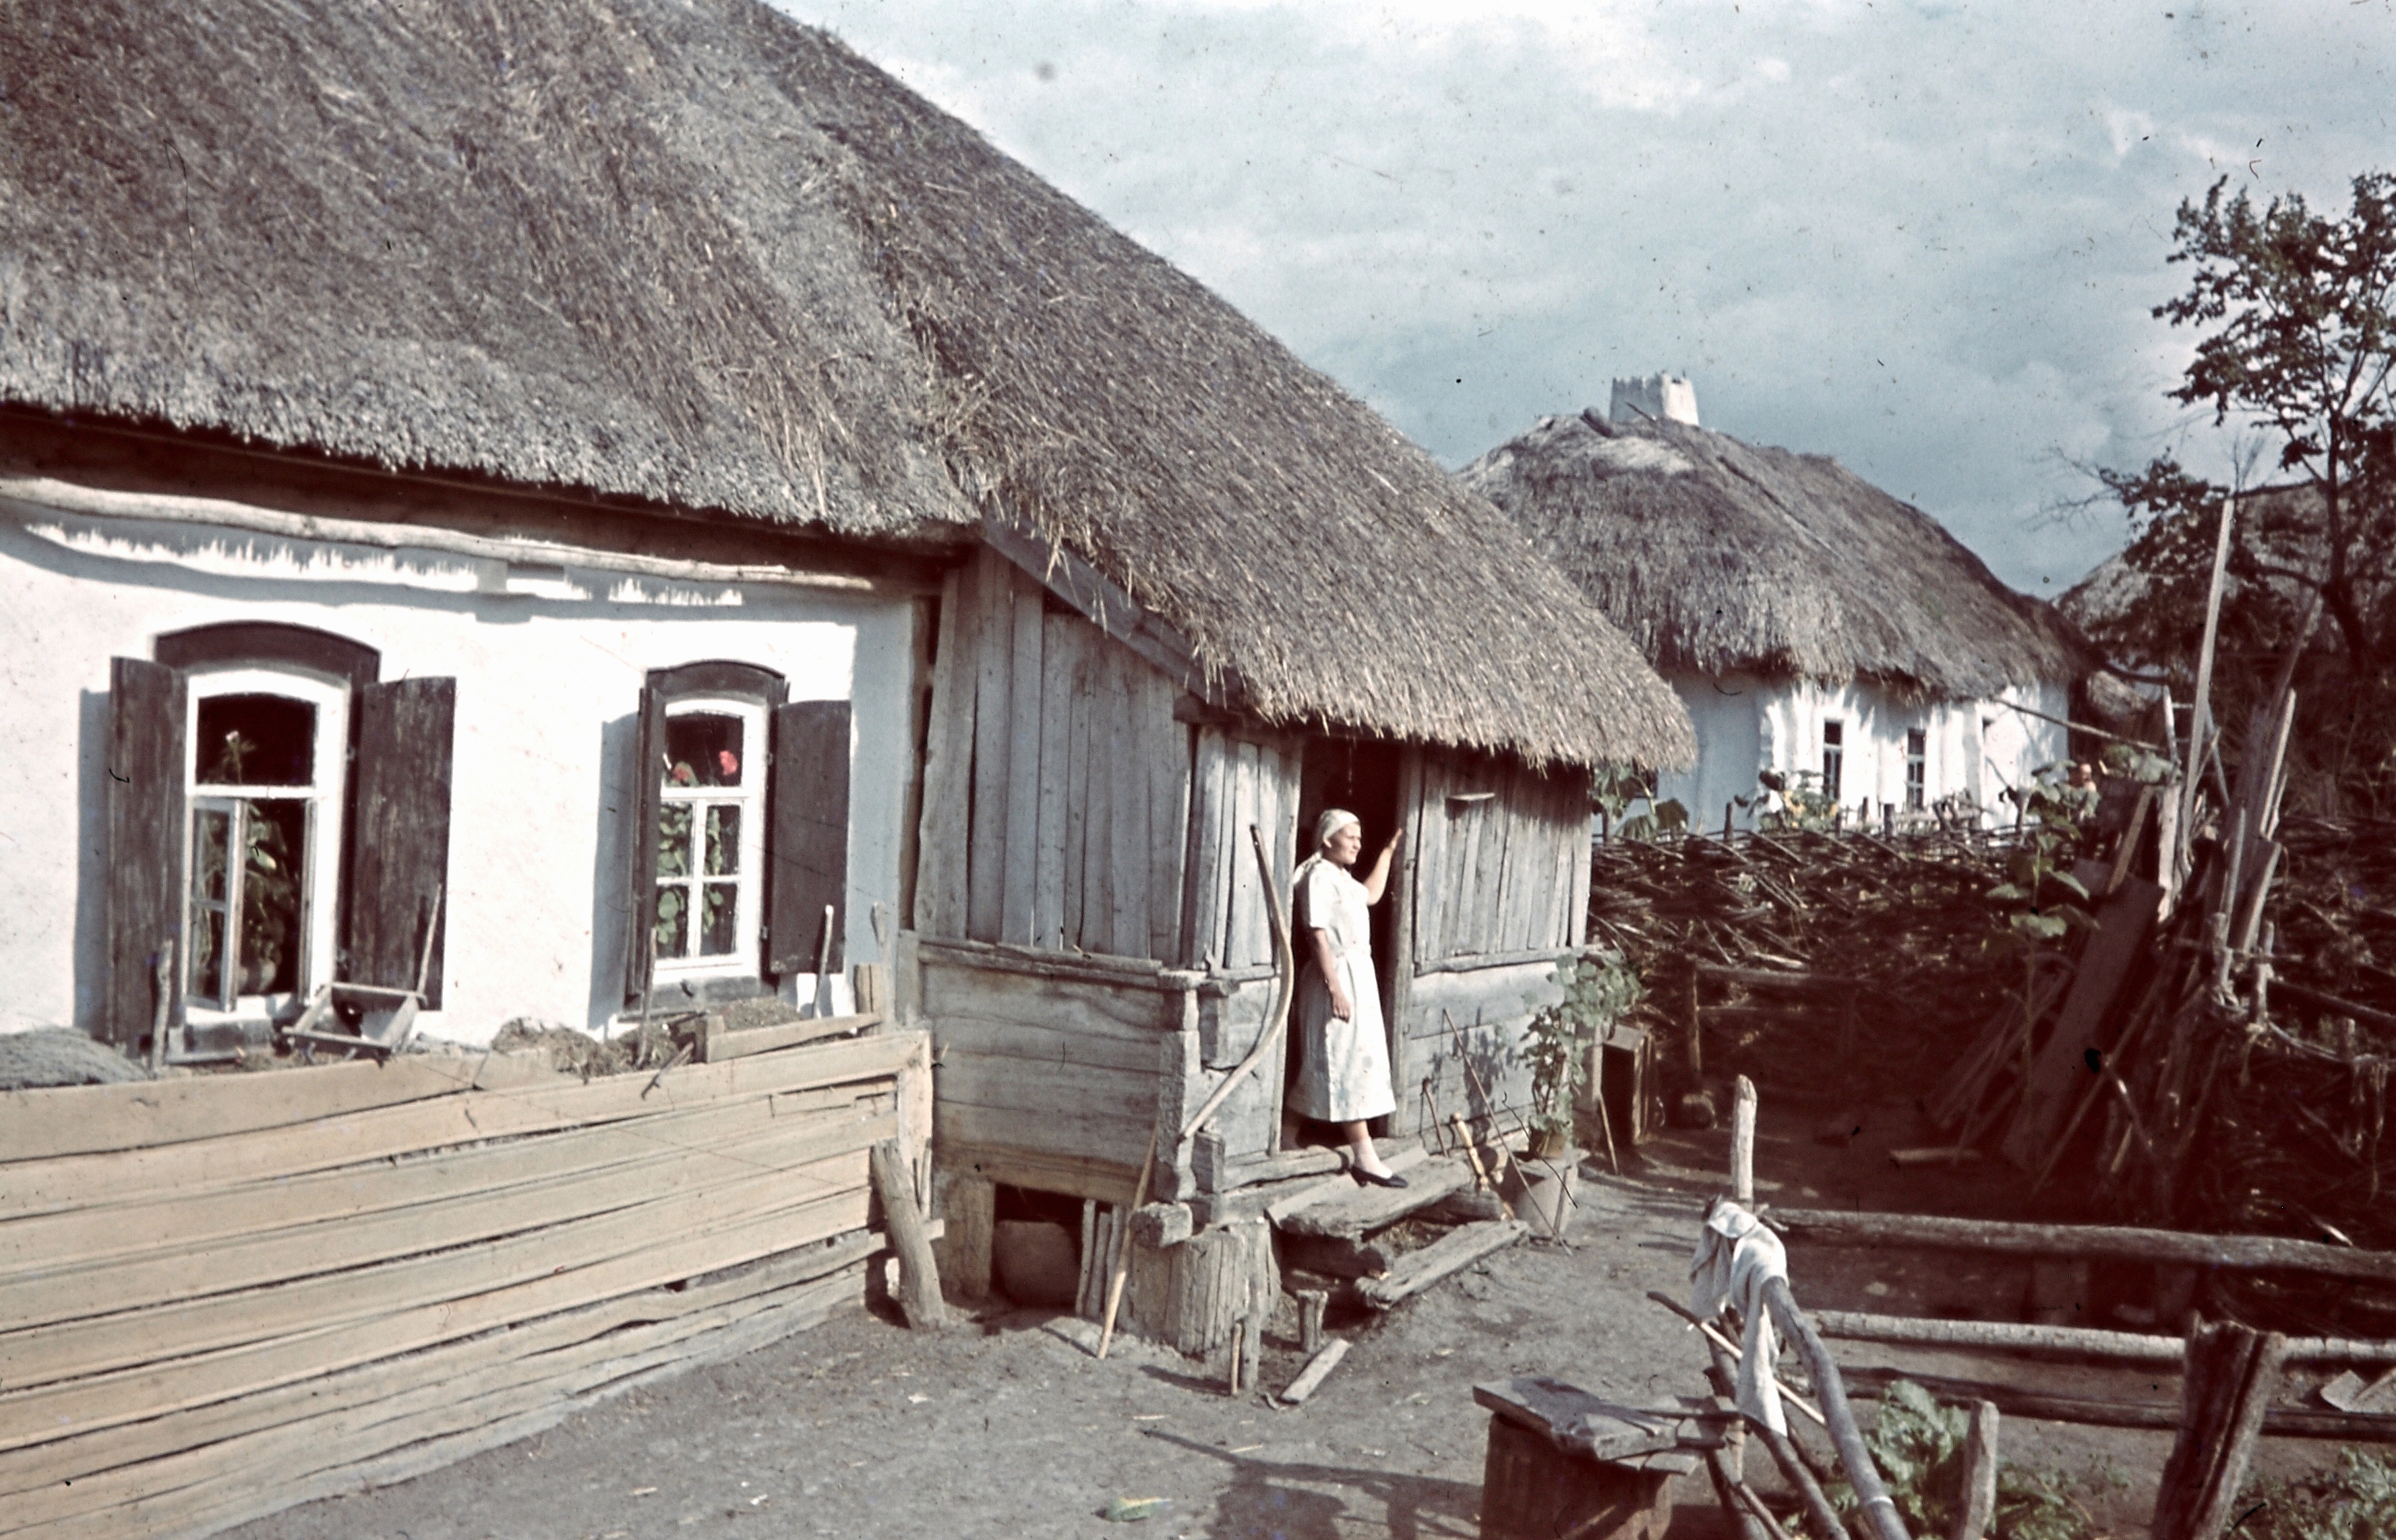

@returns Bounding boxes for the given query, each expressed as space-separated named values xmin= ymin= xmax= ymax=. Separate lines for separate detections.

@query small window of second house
xmin=185 ymin=668 xmax=349 ymax=1018
xmin=652 ymin=699 xmax=769 ymax=979
xmin=1821 ymin=720 xmax=1845 ymax=805
xmin=1905 ymin=728 xmax=1927 ymax=812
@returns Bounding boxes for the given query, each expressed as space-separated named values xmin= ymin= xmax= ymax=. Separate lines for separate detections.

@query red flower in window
xmin=718 ymin=750 xmax=739 ymax=779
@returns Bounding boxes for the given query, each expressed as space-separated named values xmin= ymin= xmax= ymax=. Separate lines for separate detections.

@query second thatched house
xmin=1462 ymin=386 xmax=2086 ymax=832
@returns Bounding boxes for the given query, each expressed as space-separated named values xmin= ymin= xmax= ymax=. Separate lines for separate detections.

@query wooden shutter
xmin=622 ymin=681 xmax=668 ymax=1006
xmin=767 ymin=700 xmax=851 ymax=976
xmin=344 ymin=678 xmax=456 ymax=1009
xmin=105 ymin=658 xmax=187 ymax=1047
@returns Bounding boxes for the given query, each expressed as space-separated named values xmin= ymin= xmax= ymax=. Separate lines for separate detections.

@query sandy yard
xmin=222 ymin=1092 xmax=2358 ymax=1540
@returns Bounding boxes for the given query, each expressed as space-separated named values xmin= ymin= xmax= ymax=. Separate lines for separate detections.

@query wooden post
xmin=2176 ymin=493 xmax=2238 ymax=884
xmin=1950 ymin=1400 xmax=1998 ymax=1540
xmin=869 ymin=1138 xmax=947 ymax=1332
xmin=1685 ymin=971 xmax=1704 ymax=1082
xmin=1278 ymin=1337 xmax=1350 ymax=1406
xmin=1760 ymin=1277 xmax=1910 ymax=1540
xmin=147 ymin=942 xmax=173 ymax=1072
xmin=1731 ymin=1076 xmax=1758 ymax=1207
xmin=1226 ymin=1319 xmax=1245 ymax=1395
xmin=1298 ymin=1289 xmax=1327 ymax=1356
xmin=2154 ymin=1322 xmax=2289 ymax=1540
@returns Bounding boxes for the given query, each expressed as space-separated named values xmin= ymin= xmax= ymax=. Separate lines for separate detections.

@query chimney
xmin=1609 ymin=373 xmax=1699 ymax=427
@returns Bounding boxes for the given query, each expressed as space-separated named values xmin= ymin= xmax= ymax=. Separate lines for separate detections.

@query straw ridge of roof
xmin=0 ymin=0 xmax=1691 ymax=769
xmin=1460 ymin=411 xmax=2085 ymax=702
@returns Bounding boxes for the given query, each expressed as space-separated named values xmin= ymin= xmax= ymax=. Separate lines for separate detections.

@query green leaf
xmin=2050 ymin=871 xmax=2090 ymax=900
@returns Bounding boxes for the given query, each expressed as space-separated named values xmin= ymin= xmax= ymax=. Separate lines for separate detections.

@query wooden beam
xmin=978 ymin=517 xmax=1226 ymax=707
xmin=869 ymin=1139 xmax=947 ymax=1331
xmin=1766 ymin=1207 xmax=2396 ymax=1283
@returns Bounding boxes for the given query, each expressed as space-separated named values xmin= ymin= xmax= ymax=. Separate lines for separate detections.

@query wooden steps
xmin=1269 ymin=1147 xmax=1471 ymax=1240
xmin=1358 ymin=1219 xmax=1527 ymax=1309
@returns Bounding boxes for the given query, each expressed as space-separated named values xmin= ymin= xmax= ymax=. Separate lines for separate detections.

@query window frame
xmin=651 ymin=695 xmax=771 ymax=983
xmin=1905 ymin=727 xmax=1928 ymax=813
xmin=1821 ymin=718 xmax=1845 ymax=805
xmin=180 ymin=663 xmax=351 ymax=1023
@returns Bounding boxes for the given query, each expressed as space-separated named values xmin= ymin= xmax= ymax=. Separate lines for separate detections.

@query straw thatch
xmin=0 ymin=0 xmax=1690 ymax=770
xmin=1460 ymin=410 xmax=2085 ymax=702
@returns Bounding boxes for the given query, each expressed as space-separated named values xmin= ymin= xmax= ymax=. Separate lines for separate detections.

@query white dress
xmin=1292 ymin=858 xmax=1396 ymax=1123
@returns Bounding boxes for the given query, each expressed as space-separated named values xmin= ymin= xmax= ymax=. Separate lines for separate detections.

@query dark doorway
xmin=1285 ymin=735 xmax=1406 ymax=1148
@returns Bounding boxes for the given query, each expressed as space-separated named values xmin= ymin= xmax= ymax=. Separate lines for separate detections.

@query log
xmin=1758 ymin=1278 xmax=1910 ymax=1540
xmin=1764 ymin=1208 xmax=2396 ymax=1283
xmin=869 ymin=1139 xmax=947 ymax=1332
xmin=1708 ymin=1448 xmax=1775 ymax=1540
xmin=1278 ymin=1338 xmax=1350 ymax=1406
xmin=1837 ymin=1365 xmax=2396 ymax=1442
xmin=1951 ymin=1401 xmax=1998 ymax=1540
xmin=1812 ymin=1311 xmax=2185 ymax=1364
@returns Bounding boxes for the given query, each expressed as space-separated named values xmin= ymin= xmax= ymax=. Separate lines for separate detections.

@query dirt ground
xmin=224 ymin=1091 xmax=2358 ymax=1540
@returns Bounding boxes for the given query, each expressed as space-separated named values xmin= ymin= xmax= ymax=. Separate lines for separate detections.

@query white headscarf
xmin=1293 ymin=809 xmax=1363 ymax=911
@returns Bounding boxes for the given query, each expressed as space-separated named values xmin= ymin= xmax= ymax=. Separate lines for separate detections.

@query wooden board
xmin=1182 ymin=728 xmax=1232 ymax=967
xmin=1410 ymin=751 xmax=1452 ymax=964
xmin=914 ymin=567 xmax=969 ymax=937
xmin=2001 ymin=875 xmax=2166 ymax=1169
xmin=0 ymin=1126 xmax=885 ymax=1400
xmin=919 ymin=956 xmax=1175 ymax=1037
xmin=0 ymin=1231 xmax=880 ymax=1515
xmin=0 ymin=1031 xmax=916 ymax=1218
xmin=0 ymin=1183 xmax=872 ymax=1458
xmin=967 ymin=550 xmax=1015 ymax=943
xmin=0 ymin=1051 xmax=553 ymax=1165
xmin=1104 ymin=646 xmax=1149 ymax=959
xmin=934 ymin=1055 xmax=1156 ymax=1125
xmin=0 ymin=1088 xmax=843 ymax=1287
xmin=1000 ymin=583 xmax=1046 ymax=946
xmin=936 ymin=1102 xmax=1157 ymax=1171
xmin=1358 ymin=1219 xmax=1527 ymax=1307
xmin=1145 ymin=667 xmax=1191 ymax=963
xmin=1033 ymin=611 xmax=1075 ymax=951
xmin=1228 ymin=739 xmax=1263 ymax=967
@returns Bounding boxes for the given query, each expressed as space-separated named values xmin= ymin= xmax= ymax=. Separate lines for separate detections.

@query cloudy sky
xmin=781 ymin=0 xmax=2393 ymax=596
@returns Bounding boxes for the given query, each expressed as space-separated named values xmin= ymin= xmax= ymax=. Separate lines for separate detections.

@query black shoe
xmin=1351 ymin=1167 xmax=1409 ymax=1189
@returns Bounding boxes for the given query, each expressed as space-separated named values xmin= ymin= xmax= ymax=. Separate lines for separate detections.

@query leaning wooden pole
xmin=1101 ymin=823 xmax=1295 ymax=1360
xmin=1760 ymin=1276 xmax=1913 ymax=1540
xmin=869 ymin=1138 xmax=947 ymax=1332
xmin=2175 ymin=492 xmax=2237 ymax=882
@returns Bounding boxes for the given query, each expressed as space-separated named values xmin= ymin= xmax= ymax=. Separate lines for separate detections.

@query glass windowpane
xmin=700 ymin=882 xmax=741 ymax=956
xmin=192 ymin=906 xmax=228 ymax=1006
xmin=657 ymin=803 xmax=695 ymax=879
xmin=194 ymin=807 xmax=231 ymax=904
xmin=664 ymin=712 xmax=745 ymax=789
xmin=705 ymin=805 xmax=742 ymax=876
xmin=196 ymin=695 xmax=317 ymax=786
xmin=653 ymin=885 xmax=690 ymax=960
xmin=239 ymin=799 xmax=305 ymax=995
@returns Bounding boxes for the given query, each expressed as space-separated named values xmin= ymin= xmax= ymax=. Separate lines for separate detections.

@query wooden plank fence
xmin=0 ymin=1030 xmax=930 ymax=1539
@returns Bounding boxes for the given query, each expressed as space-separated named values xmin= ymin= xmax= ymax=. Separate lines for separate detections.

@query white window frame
xmin=183 ymin=665 xmax=349 ymax=1022
xmin=1905 ymin=728 xmax=1928 ymax=811
xmin=653 ymin=696 xmax=769 ymax=982
xmin=1820 ymin=718 xmax=1845 ymax=805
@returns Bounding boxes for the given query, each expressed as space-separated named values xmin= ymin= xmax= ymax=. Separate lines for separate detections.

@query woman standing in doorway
xmin=1293 ymin=809 xmax=1407 ymax=1187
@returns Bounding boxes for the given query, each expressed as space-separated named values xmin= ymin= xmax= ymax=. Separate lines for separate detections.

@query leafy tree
xmin=2095 ymin=173 xmax=2396 ymax=808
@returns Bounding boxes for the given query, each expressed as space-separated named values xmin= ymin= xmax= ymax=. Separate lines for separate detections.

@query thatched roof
xmin=1460 ymin=410 xmax=2086 ymax=702
xmin=0 ymin=0 xmax=1689 ymax=770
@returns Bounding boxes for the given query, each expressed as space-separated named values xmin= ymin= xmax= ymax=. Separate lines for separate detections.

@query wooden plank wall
xmin=0 ymin=1033 xmax=927 ymax=1540
xmin=1180 ymin=727 xmax=1302 ymax=971
xmin=1398 ymin=960 xmax=1566 ymax=1146
xmin=921 ymin=946 xmax=1190 ymax=1190
xmin=1408 ymin=750 xmax=1590 ymax=966
xmin=914 ymin=548 xmax=1193 ymax=961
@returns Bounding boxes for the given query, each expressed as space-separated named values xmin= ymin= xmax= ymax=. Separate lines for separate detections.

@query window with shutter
xmin=104 ymin=625 xmax=455 ymax=1045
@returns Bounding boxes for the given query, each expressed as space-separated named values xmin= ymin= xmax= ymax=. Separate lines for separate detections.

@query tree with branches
xmin=2095 ymin=172 xmax=2396 ymax=808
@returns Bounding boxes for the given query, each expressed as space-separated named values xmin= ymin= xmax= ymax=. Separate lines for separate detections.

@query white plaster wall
xmin=0 ymin=504 xmax=921 ymax=1040
xmin=1655 ymin=671 xmax=2071 ymax=832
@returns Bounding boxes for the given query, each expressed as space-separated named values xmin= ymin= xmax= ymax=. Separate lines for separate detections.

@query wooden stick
xmin=1760 ymin=1277 xmax=1911 ymax=1540
xmin=1950 ymin=1401 xmax=1998 ymax=1540
xmin=1226 ymin=1319 xmax=1245 ymax=1396
xmin=1731 ymin=1075 xmax=1757 ymax=1206
xmin=868 ymin=1138 xmax=947 ymax=1332
xmin=1763 ymin=1207 xmax=2396 ymax=1283
xmin=1176 ymin=827 xmax=1295 ymax=1142
xmin=1277 ymin=1337 xmax=1350 ymax=1406
xmin=1728 ymin=1475 xmax=1795 ymax=1540
xmin=1706 ymin=1449 xmax=1775 ymax=1540
xmin=1095 ymin=1127 xmax=1158 ymax=1359
xmin=148 ymin=941 xmax=173 ymax=1074
xmin=2175 ymin=492 xmax=2238 ymax=880
xmin=1644 ymin=1291 xmax=1826 ymax=1427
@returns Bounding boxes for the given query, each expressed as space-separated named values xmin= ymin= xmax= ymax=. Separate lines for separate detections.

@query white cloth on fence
xmin=1689 ymin=1200 xmax=1789 ymax=1434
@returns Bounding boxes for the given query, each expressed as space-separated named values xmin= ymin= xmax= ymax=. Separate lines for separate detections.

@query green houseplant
xmin=1522 ymin=951 xmax=1644 ymax=1159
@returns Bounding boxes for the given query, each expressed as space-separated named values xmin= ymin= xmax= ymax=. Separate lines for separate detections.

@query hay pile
xmin=0 ymin=1029 xmax=151 ymax=1090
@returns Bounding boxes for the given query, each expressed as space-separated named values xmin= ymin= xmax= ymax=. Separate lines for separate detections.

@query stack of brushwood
xmin=1925 ymin=681 xmax=2396 ymax=1339
xmin=1586 ymin=826 xmax=2023 ymax=1105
